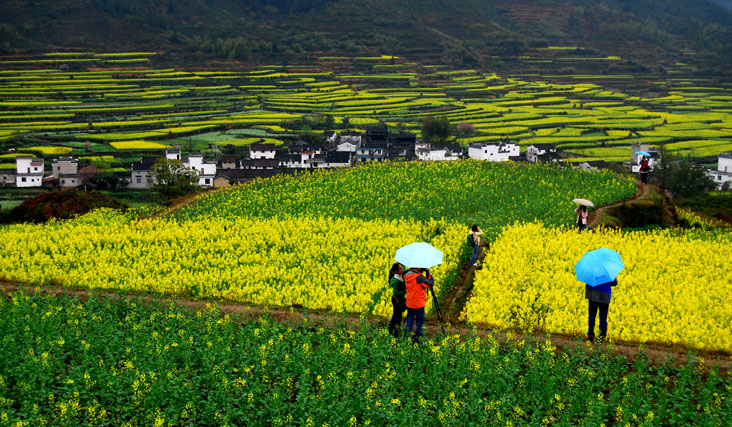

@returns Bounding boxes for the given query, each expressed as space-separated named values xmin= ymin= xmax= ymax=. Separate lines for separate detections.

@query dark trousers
xmin=470 ymin=244 xmax=480 ymax=264
xmin=388 ymin=295 xmax=406 ymax=337
xmin=405 ymin=307 xmax=425 ymax=342
xmin=640 ymin=172 xmax=648 ymax=184
xmin=588 ymin=300 xmax=609 ymax=339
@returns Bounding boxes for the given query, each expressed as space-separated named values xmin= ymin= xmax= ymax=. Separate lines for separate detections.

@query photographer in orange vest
xmin=403 ymin=267 xmax=434 ymax=343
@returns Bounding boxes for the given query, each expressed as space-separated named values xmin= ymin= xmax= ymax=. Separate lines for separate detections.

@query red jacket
xmin=404 ymin=270 xmax=434 ymax=309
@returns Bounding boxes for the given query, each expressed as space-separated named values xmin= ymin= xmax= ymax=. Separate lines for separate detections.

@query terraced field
xmin=1 ymin=51 xmax=732 ymax=172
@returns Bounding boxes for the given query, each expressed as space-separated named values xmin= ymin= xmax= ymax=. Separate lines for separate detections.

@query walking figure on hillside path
xmin=574 ymin=205 xmax=589 ymax=233
xmin=640 ymin=156 xmax=650 ymax=184
xmin=468 ymin=224 xmax=483 ymax=267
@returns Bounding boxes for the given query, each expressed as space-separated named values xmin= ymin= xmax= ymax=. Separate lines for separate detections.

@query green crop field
xmin=1 ymin=51 xmax=732 ymax=169
xmin=1 ymin=290 xmax=728 ymax=426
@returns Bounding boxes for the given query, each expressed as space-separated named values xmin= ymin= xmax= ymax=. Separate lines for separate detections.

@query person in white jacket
xmin=574 ymin=205 xmax=589 ymax=233
xmin=469 ymin=224 xmax=483 ymax=266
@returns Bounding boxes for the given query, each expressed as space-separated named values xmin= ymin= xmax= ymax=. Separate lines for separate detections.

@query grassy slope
xmin=1 ymin=0 xmax=731 ymax=70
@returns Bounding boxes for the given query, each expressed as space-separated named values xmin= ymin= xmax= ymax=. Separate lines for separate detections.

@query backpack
xmin=467 ymin=234 xmax=476 ymax=247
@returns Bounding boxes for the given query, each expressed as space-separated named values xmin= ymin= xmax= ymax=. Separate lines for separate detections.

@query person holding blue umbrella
xmin=575 ymin=247 xmax=624 ymax=342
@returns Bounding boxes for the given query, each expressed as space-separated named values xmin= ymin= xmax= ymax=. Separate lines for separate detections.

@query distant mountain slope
xmin=712 ymin=0 xmax=732 ymax=11
xmin=1 ymin=0 xmax=731 ymax=71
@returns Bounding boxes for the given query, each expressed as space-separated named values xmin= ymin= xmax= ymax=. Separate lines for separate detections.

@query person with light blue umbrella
xmin=395 ymin=242 xmax=442 ymax=343
xmin=575 ymin=247 xmax=624 ymax=342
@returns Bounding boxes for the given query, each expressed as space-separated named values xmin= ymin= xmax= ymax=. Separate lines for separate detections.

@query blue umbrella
xmin=635 ymin=151 xmax=651 ymax=157
xmin=574 ymin=247 xmax=624 ymax=287
xmin=395 ymin=242 xmax=443 ymax=269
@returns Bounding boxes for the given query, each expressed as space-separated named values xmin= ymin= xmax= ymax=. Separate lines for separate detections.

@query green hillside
xmin=1 ymin=0 xmax=732 ymax=72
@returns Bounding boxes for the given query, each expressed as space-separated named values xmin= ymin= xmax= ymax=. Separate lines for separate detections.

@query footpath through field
xmin=2 ymin=280 xmax=728 ymax=376
xmin=587 ymin=179 xmax=655 ymax=228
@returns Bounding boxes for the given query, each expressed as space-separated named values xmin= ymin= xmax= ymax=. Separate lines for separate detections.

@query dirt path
xmin=439 ymin=243 xmax=489 ymax=322
xmin=3 ymin=281 xmax=728 ymax=375
xmin=147 ymin=191 xmax=204 ymax=219
xmin=587 ymin=180 xmax=654 ymax=228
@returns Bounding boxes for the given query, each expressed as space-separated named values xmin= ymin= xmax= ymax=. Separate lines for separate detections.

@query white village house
xmin=165 ymin=145 xmax=216 ymax=188
xmin=526 ymin=144 xmax=559 ymax=163
xmin=15 ymin=156 xmax=44 ymax=188
xmin=416 ymin=146 xmax=461 ymax=161
xmin=468 ymin=142 xmax=520 ymax=162
xmin=187 ymin=154 xmax=216 ymax=188
xmin=129 ymin=145 xmax=217 ymax=189
xmin=250 ymin=143 xmax=277 ymax=159
xmin=129 ymin=157 xmax=157 ymax=189
xmin=707 ymin=151 xmax=732 ymax=189
xmin=52 ymin=156 xmax=80 ymax=188
xmin=355 ymin=142 xmax=387 ymax=163
xmin=335 ymin=133 xmax=363 ymax=152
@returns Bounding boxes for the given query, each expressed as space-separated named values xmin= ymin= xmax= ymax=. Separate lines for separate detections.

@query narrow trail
xmin=149 ymin=191 xmax=204 ymax=219
xmin=588 ymin=179 xmax=654 ymax=228
xmin=3 ymin=280 xmax=728 ymax=375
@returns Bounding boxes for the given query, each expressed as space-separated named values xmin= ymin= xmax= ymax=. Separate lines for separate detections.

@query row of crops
xmin=2 ymin=52 xmax=732 ymax=172
xmin=5 ymin=161 xmax=732 ymax=352
xmin=1 ymin=290 xmax=729 ymax=426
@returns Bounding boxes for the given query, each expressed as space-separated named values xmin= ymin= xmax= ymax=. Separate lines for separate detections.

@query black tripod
xmin=430 ymin=287 xmax=446 ymax=335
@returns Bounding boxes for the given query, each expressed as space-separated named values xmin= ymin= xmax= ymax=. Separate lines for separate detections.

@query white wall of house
xmin=166 ymin=147 xmax=182 ymax=161
xmin=59 ymin=176 xmax=80 ymax=188
xmin=251 ymin=148 xmax=276 ymax=159
xmin=52 ymin=158 xmax=78 ymax=179
xmin=336 ymin=142 xmax=359 ymax=152
xmin=129 ymin=171 xmax=153 ymax=189
xmin=707 ymin=153 xmax=732 ymax=189
xmin=468 ymin=143 xmax=518 ymax=162
xmin=718 ymin=155 xmax=732 ymax=173
xmin=187 ymin=155 xmax=216 ymax=188
xmin=526 ymin=145 xmax=556 ymax=163
xmin=417 ymin=148 xmax=459 ymax=161
xmin=326 ymin=161 xmax=350 ymax=168
xmin=15 ymin=175 xmax=42 ymax=187
xmin=15 ymin=156 xmax=43 ymax=187
xmin=187 ymin=155 xmax=216 ymax=176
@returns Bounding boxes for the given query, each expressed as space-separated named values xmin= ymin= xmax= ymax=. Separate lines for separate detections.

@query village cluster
xmin=2 ymin=124 xmax=731 ymax=190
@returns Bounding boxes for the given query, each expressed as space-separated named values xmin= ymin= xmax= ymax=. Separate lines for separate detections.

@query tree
xmin=456 ymin=122 xmax=476 ymax=137
xmin=652 ymin=145 xmax=675 ymax=190
xmin=666 ymin=163 xmax=716 ymax=198
xmin=89 ymin=173 xmax=123 ymax=191
xmin=422 ymin=116 xmax=452 ymax=144
xmin=149 ymin=158 xmax=200 ymax=202
xmin=79 ymin=165 xmax=101 ymax=183
xmin=7 ymin=189 xmax=126 ymax=223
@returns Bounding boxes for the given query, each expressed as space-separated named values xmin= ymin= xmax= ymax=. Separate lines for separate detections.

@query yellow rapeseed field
xmin=462 ymin=222 xmax=732 ymax=352
xmin=0 ymin=210 xmax=463 ymax=316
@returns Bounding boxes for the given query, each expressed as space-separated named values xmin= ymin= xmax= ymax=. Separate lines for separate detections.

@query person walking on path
xmin=586 ymin=278 xmax=618 ymax=342
xmin=639 ymin=156 xmax=650 ymax=184
xmin=403 ymin=267 xmax=434 ymax=343
xmin=387 ymin=263 xmax=406 ymax=337
xmin=574 ymin=205 xmax=589 ymax=233
xmin=469 ymin=224 xmax=484 ymax=266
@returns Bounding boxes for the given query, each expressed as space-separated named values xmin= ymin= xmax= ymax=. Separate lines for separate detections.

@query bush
xmin=7 ymin=189 xmax=126 ymax=223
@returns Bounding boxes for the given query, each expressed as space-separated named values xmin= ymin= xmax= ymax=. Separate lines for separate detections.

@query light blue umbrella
xmin=574 ymin=247 xmax=624 ymax=287
xmin=635 ymin=151 xmax=651 ymax=157
xmin=395 ymin=242 xmax=443 ymax=269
